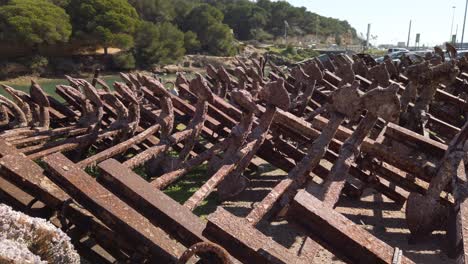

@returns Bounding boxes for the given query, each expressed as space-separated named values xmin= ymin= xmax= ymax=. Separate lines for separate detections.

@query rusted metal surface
xmin=185 ymin=78 xmax=289 ymax=209
xmin=319 ymin=83 xmax=401 ymax=207
xmin=0 ymin=140 xmax=139 ymax=259
xmin=178 ymin=241 xmax=232 ymax=264
xmin=43 ymin=153 xmax=183 ymax=262
xmin=449 ymin=160 xmax=468 ymax=263
xmin=205 ymin=207 xmax=308 ymax=264
xmin=0 ymin=141 xmax=68 ymax=208
xmin=76 ymin=123 xmax=161 ymax=168
xmin=98 ymin=158 xmax=207 ymax=247
xmin=0 ymin=48 xmax=466 ymax=264
xmin=406 ymin=121 xmax=468 ymax=238
xmin=288 ymin=190 xmax=414 ymax=264
xmin=247 ymin=79 xmax=362 ymax=224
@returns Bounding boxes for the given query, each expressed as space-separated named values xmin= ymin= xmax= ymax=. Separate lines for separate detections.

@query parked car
xmin=387 ymin=48 xmax=409 ymax=54
xmin=375 ymin=50 xmax=409 ymax=63
xmin=457 ymin=50 xmax=468 ymax=59
xmin=413 ymin=50 xmax=434 ymax=57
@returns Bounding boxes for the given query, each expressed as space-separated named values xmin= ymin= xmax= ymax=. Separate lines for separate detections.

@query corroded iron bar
xmin=406 ymin=120 xmax=468 ymax=238
xmin=98 ymin=159 xmax=210 ymax=248
xmin=123 ymin=128 xmax=198 ymax=170
xmin=43 ymin=153 xmax=184 ymax=262
xmin=77 ymin=124 xmax=161 ymax=168
xmin=11 ymin=127 xmax=87 ymax=147
xmin=318 ymin=84 xmax=401 ymax=208
xmin=174 ymin=75 xmax=213 ymax=164
xmin=320 ymin=113 xmax=379 ymax=207
xmin=150 ymin=139 xmax=230 ymax=189
xmin=1 ymin=84 xmax=33 ymax=125
xmin=184 ymin=78 xmax=288 ymax=209
xmin=177 ymin=80 xmax=429 ymax=200
xmin=0 ymin=95 xmax=27 ymax=127
xmin=246 ymin=113 xmax=344 ymax=225
xmin=246 ymin=79 xmax=362 ymax=224
xmin=30 ymin=81 xmax=50 ymax=129
xmin=288 ymin=190 xmax=414 ymax=264
xmin=0 ymin=141 xmax=137 ymax=258
xmin=448 ymin=159 xmax=468 ymax=262
xmin=205 ymin=207 xmax=308 ymax=264
xmin=25 ymin=130 xmax=120 ymax=160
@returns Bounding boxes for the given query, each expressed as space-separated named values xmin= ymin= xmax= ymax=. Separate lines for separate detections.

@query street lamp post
xmin=450 ymin=6 xmax=456 ymax=43
xmin=461 ymin=0 xmax=468 ymax=49
xmin=407 ymin=20 xmax=412 ymax=48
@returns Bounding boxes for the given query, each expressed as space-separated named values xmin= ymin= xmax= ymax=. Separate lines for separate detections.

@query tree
xmin=184 ymin=4 xmax=236 ymax=56
xmin=0 ymin=0 xmax=72 ymax=45
xmin=223 ymin=1 xmax=268 ymax=40
xmin=49 ymin=0 xmax=70 ymax=8
xmin=172 ymin=0 xmax=198 ymax=29
xmin=229 ymin=0 xmax=358 ymax=42
xmin=66 ymin=0 xmax=139 ymax=54
xmin=128 ymin=0 xmax=175 ymax=23
xmin=184 ymin=31 xmax=201 ymax=54
xmin=335 ymin=34 xmax=342 ymax=46
xmin=134 ymin=21 xmax=186 ymax=66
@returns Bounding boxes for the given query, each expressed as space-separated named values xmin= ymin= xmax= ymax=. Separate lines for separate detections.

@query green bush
xmin=250 ymin=28 xmax=273 ymax=42
xmin=184 ymin=31 xmax=201 ymax=54
xmin=297 ymin=48 xmax=320 ymax=59
xmin=0 ymin=0 xmax=72 ymax=44
xmin=183 ymin=4 xmax=237 ymax=56
xmin=268 ymin=45 xmax=319 ymax=62
xmin=112 ymin=52 xmax=136 ymax=70
xmin=134 ymin=21 xmax=186 ymax=66
xmin=365 ymin=49 xmax=386 ymax=57
xmin=66 ymin=0 xmax=139 ymax=53
xmin=282 ymin=45 xmax=297 ymax=56
xmin=28 ymin=56 xmax=49 ymax=75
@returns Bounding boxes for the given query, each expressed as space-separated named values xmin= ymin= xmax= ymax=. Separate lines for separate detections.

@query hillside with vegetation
xmin=0 ymin=0 xmax=359 ymax=78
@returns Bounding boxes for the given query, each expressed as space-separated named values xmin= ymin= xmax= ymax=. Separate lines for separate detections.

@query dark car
xmin=375 ymin=51 xmax=409 ymax=63
xmin=457 ymin=50 xmax=468 ymax=59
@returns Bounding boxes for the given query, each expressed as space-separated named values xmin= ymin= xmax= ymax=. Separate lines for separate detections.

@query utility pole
xmin=462 ymin=0 xmax=468 ymax=49
xmin=407 ymin=20 xmax=412 ymax=48
xmin=315 ymin=16 xmax=320 ymax=43
xmin=366 ymin=23 xmax=371 ymax=50
xmin=415 ymin=33 xmax=420 ymax=50
xmin=284 ymin=20 xmax=289 ymax=45
xmin=450 ymin=6 xmax=456 ymax=42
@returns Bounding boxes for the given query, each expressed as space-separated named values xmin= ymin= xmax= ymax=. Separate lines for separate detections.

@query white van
xmin=387 ymin=48 xmax=409 ymax=54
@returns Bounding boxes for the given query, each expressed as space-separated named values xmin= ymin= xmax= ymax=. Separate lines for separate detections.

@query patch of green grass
xmin=162 ymin=163 xmax=218 ymax=219
xmin=34 ymin=159 xmax=47 ymax=168
xmin=85 ymin=146 xmax=98 ymax=158
xmin=268 ymin=46 xmax=286 ymax=54
xmin=85 ymin=166 xmax=101 ymax=178
xmin=130 ymin=160 xmax=217 ymax=219
xmin=167 ymin=150 xmax=179 ymax=158
xmin=133 ymin=165 xmax=149 ymax=180
xmin=364 ymin=49 xmax=386 ymax=57
xmin=176 ymin=123 xmax=187 ymax=130
xmin=268 ymin=45 xmax=320 ymax=62
xmin=428 ymin=130 xmax=437 ymax=136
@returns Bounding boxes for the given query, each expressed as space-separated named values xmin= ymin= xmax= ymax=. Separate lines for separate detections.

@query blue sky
xmin=285 ymin=0 xmax=464 ymax=46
